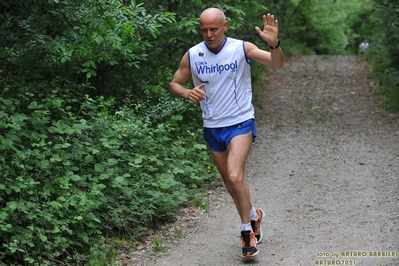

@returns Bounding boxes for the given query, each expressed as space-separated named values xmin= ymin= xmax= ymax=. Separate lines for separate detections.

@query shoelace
xmin=241 ymin=232 xmax=254 ymax=247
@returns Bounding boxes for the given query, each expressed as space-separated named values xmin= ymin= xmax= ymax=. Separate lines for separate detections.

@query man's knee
xmin=225 ymin=173 xmax=245 ymax=190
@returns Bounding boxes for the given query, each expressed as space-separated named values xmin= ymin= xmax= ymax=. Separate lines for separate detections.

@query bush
xmin=374 ymin=67 xmax=399 ymax=111
xmin=0 ymin=90 xmax=215 ymax=265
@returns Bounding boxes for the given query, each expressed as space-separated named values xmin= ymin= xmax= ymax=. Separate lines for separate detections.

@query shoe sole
xmin=243 ymin=250 xmax=260 ymax=259
xmin=256 ymin=209 xmax=266 ymax=244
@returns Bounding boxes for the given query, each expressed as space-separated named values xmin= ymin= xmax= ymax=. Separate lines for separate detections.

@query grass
xmin=153 ymin=235 xmax=167 ymax=252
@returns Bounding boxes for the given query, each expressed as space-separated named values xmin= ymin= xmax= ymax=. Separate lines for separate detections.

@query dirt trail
xmin=123 ymin=55 xmax=399 ymax=266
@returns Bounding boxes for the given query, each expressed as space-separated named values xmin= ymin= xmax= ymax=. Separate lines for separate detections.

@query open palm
xmin=255 ymin=13 xmax=279 ymax=46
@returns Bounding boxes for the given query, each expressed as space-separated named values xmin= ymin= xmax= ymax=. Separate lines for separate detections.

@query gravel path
xmin=122 ymin=55 xmax=399 ymax=266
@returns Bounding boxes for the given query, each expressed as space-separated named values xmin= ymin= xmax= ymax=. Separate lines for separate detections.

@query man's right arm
xmin=169 ymin=52 xmax=206 ymax=103
xmin=169 ymin=52 xmax=191 ymax=99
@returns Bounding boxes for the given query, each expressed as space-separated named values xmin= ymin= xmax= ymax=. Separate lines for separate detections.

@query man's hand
xmin=187 ymin=83 xmax=206 ymax=103
xmin=255 ymin=13 xmax=279 ymax=47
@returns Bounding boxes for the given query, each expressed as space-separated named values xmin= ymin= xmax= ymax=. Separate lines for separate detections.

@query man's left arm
xmin=246 ymin=13 xmax=284 ymax=69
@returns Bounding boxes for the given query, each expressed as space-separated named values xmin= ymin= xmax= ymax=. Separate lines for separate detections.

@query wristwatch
xmin=268 ymin=39 xmax=280 ymax=50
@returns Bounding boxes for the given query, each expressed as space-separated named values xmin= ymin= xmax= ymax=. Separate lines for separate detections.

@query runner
xmin=169 ymin=7 xmax=284 ymax=258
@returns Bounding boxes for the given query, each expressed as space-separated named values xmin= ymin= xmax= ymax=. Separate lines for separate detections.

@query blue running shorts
xmin=203 ymin=119 xmax=257 ymax=152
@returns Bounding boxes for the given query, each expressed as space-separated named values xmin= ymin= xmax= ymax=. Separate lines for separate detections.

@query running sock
xmin=241 ymin=222 xmax=252 ymax=231
xmin=250 ymin=207 xmax=258 ymax=221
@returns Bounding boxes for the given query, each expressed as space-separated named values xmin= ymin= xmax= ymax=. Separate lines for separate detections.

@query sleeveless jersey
xmin=188 ymin=37 xmax=254 ymax=128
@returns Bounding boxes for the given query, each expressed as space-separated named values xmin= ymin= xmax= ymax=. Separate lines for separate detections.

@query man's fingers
xmin=266 ymin=14 xmax=276 ymax=26
xmin=197 ymin=84 xmax=206 ymax=97
xmin=188 ymin=85 xmax=206 ymax=103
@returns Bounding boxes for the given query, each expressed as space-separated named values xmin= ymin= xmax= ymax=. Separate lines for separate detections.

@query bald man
xmin=170 ymin=7 xmax=283 ymax=259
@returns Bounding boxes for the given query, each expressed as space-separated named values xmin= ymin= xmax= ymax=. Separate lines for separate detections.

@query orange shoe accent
xmin=251 ymin=208 xmax=265 ymax=244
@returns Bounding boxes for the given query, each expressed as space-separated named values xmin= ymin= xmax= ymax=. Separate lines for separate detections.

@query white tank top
xmin=188 ymin=37 xmax=255 ymax=128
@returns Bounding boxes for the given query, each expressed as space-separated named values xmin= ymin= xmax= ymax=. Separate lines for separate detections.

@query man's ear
xmin=224 ymin=20 xmax=229 ymax=31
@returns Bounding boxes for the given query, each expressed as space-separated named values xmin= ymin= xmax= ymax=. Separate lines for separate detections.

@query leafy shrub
xmin=0 ymin=90 xmax=215 ymax=265
xmin=369 ymin=0 xmax=399 ymax=112
xmin=374 ymin=67 xmax=399 ymax=111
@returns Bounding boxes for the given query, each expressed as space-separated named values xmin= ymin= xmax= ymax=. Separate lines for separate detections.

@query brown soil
xmin=116 ymin=55 xmax=399 ymax=266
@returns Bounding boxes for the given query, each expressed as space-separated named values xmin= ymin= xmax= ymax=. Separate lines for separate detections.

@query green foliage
xmin=365 ymin=0 xmax=399 ymax=111
xmin=153 ymin=235 xmax=167 ymax=251
xmin=371 ymin=57 xmax=399 ymax=112
xmin=0 ymin=90 xmax=215 ymax=264
xmin=278 ymin=0 xmax=374 ymax=55
xmin=0 ymin=0 xmax=176 ymax=101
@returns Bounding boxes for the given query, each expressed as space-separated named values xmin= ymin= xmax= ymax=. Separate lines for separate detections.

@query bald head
xmin=200 ymin=8 xmax=226 ymax=24
xmin=198 ymin=8 xmax=228 ymax=52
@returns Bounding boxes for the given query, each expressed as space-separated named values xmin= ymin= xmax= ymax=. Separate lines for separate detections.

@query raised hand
xmin=254 ymin=13 xmax=279 ymax=46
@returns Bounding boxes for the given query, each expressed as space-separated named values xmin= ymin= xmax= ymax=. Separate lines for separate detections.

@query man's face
xmin=200 ymin=17 xmax=228 ymax=52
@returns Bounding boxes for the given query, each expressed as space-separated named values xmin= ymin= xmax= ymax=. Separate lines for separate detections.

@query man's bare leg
xmin=210 ymin=131 xmax=254 ymax=224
